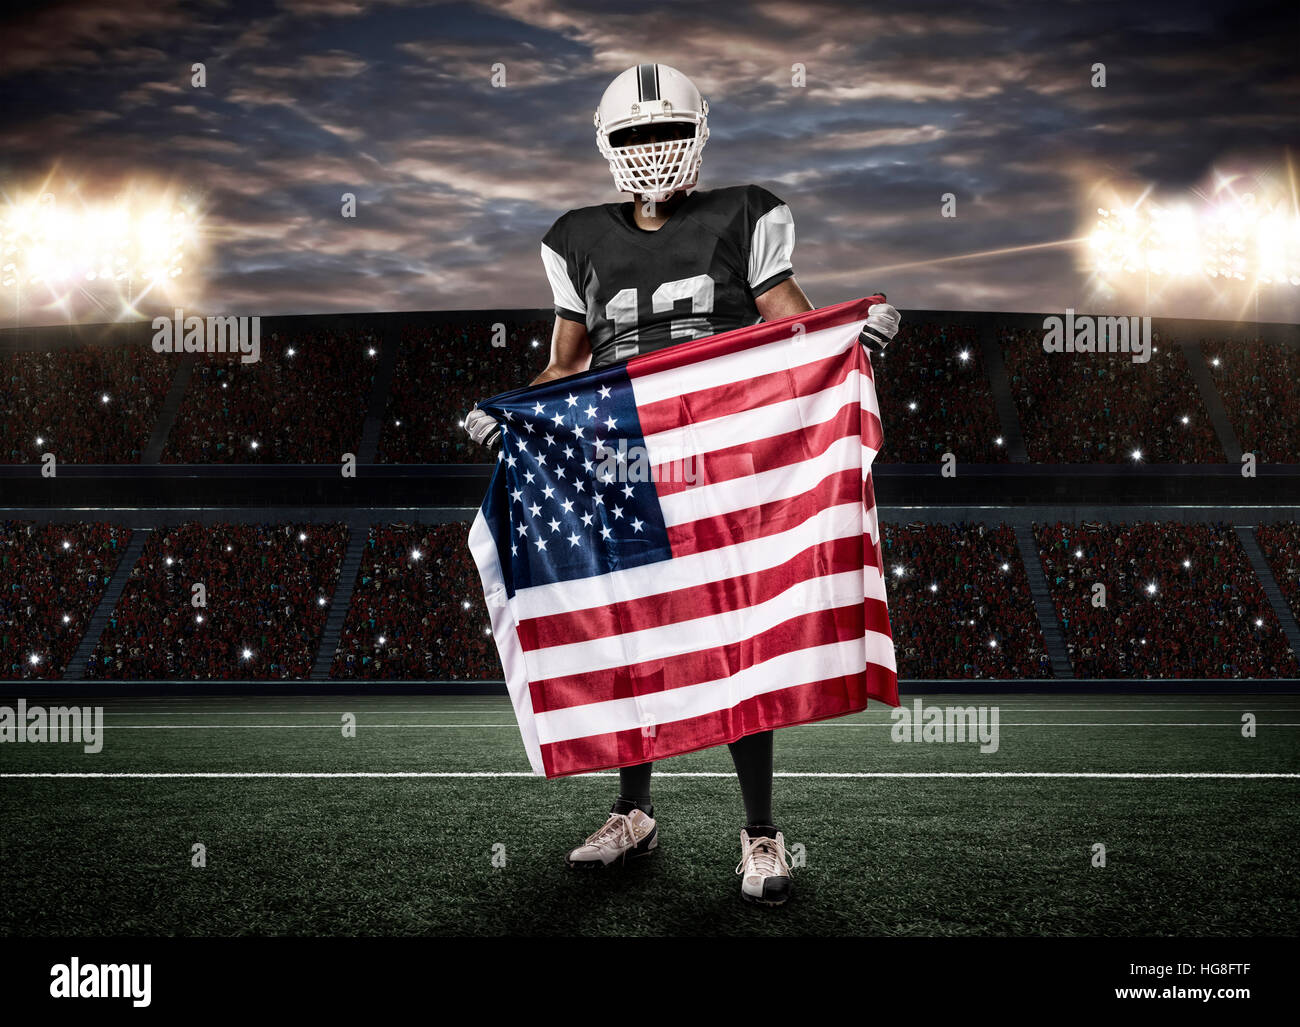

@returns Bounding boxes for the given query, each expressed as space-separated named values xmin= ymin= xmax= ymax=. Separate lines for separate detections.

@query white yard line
xmin=50 ymin=721 xmax=1300 ymax=729
xmin=91 ymin=706 xmax=1300 ymax=715
xmin=2 ymin=771 xmax=1297 ymax=780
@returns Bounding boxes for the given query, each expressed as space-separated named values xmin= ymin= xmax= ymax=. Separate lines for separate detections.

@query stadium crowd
xmin=873 ymin=323 xmax=1010 ymax=464
xmin=377 ymin=319 xmax=551 ymax=463
xmin=1 ymin=521 xmax=130 ymax=679
xmin=6 ymin=516 xmax=1299 ymax=681
xmin=1034 ymin=521 xmax=1297 ymax=678
xmin=331 ymin=523 xmax=500 ymax=678
xmin=1002 ymin=327 xmax=1222 ymax=462
xmin=1 ymin=344 xmax=171 ymax=463
xmin=1256 ymin=521 xmax=1300 ymax=626
xmin=88 ymin=522 xmax=347 ymax=679
xmin=163 ymin=328 xmax=378 ymax=463
xmin=1203 ymin=337 xmax=1300 ymax=463
xmin=882 ymin=522 xmax=1050 ymax=677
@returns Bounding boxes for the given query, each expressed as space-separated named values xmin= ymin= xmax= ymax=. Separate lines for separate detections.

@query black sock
xmin=728 ymin=730 xmax=774 ymax=827
xmin=616 ymin=762 xmax=654 ymax=815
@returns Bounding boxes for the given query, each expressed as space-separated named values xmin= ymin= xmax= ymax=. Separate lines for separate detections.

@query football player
xmin=465 ymin=63 xmax=901 ymax=906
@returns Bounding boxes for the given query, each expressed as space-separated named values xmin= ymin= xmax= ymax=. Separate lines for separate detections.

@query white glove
xmin=860 ymin=302 xmax=901 ymax=354
xmin=464 ymin=406 xmax=500 ymax=447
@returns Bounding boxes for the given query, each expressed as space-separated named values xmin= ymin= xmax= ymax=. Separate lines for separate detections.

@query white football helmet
xmin=594 ymin=63 xmax=709 ymax=202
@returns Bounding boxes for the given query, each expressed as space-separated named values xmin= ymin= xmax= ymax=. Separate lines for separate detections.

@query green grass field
xmin=2 ymin=693 xmax=1298 ymax=937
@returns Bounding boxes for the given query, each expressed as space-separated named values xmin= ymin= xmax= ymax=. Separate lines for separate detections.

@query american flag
xmin=469 ymin=295 xmax=898 ymax=777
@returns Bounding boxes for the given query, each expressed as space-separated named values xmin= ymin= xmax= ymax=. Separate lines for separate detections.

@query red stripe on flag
xmin=666 ymin=467 xmax=868 ymax=557
xmin=518 ymin=533 xmax=868 ymax=652
xmin=654 ymin=400 xmax=880 ymax=498
xmin=539 ymin=666 xmax=899 ymax=777
xmin=527 ymin=599 xmax=892 ymax=714
xmin=637 ymin=349 xmax=861 ymax=437
xmin=625 ymin=295 xmax=882 ymax=380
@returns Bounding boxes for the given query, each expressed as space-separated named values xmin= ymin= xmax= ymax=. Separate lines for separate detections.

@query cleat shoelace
xmin=736 ymin=834 xmax=793 ymax=879
xmin=583 ymin=812 xmax=640 ymax=851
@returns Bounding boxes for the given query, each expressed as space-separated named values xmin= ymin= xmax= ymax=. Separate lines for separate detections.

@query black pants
xmin=618 ymin=729 xmax=774 ymax=826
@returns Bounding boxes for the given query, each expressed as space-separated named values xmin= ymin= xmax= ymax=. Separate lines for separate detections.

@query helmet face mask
xmin=594 ymin=64 xmax=709 ymax=202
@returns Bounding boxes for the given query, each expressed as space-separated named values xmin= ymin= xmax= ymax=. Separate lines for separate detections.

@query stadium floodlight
xmin=1 ymin=192 xmax=193 ymax=291
xmin=1088 ymin=183 xmax=1300 ymax=288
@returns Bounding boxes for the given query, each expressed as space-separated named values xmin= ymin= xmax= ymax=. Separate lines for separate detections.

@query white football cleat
xmin=566 ymin=806 xmax=658 ymax=869
xmin=736 ymin=828 xmax=794 ymax=906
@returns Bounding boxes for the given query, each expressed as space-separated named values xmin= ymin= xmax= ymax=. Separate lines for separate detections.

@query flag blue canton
xmin=480 ymin=365 xmax=672 ymax=597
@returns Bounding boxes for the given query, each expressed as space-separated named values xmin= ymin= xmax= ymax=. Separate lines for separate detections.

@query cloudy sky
xmin=1 ymin=0 xmax=1297 ymax=327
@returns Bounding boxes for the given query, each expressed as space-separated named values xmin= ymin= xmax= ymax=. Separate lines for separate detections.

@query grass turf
xmin=1 ymin=694 xmax=1297 ymax=936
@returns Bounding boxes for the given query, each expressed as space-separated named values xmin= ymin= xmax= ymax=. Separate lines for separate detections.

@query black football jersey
xmin=540 ymin=184 xmax=796 ymax=369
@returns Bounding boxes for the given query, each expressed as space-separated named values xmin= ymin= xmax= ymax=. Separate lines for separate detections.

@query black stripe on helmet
xmin=638 ymin=63 xmax=658 ymax=102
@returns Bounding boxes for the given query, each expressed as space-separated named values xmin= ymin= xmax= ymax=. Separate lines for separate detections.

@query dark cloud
xmin=0 ymin=0 xmax=1296 ymax=327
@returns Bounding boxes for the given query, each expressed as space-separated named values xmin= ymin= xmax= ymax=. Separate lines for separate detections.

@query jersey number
xmin=605 ymin=275 xmax=715 ymax=361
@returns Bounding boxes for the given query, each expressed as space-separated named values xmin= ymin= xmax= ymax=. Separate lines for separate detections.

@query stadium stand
xmin=330 ymin=523 xmax=501 ymax=678
xmin=1033 ymin=521 xmax=1299 ymax=678
xmin=162 ymin=328 xmax=379 ymax=463
xmin=1 ymin=520 xmax=130 ymax=679
xmin=87 ymin=522 xmax=348 ymax=679
xmin=872 ymin=322 xmax=1010 ymax=464
xmin=882 ymin=522 xmax=1051 ymax=677
xmin=1002 ymin=326 xmax=1222 ymax=463
xmin=376 ymin=319 xmax=551 ymax=463
xmin=1 ymin=345 xmax=171 ymax=463
xmin=1203 ymin=336 xmax=1300 ymax=463
xmin=3 ymin=312 xmax=1299 ymax=684
xmin=1257 ymin=522 xmax=1300 ymax=624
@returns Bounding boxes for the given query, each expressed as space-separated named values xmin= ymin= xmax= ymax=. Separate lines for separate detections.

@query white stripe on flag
xmin=629 ymin=314 xmax=861 ymax=405
xmin=469 ymin=511 xmax=544 ymax=775
xmin=510 ymin=502 xmax=876 ymax=621
xmin=525 ymin=568 xmax=875 ymax=680
xmin=658 ymin=433 xmax=861 ymax=527
xmin=641 ymin=371 xmax=876 ymax=464
xmin=535 ymin=636 xmax=894 ymax=745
